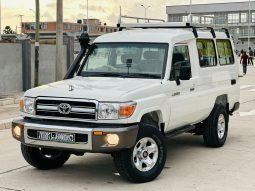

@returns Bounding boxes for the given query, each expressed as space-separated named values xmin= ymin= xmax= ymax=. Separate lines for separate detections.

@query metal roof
xmin=166 ymin=1 xmax=255 ymax=14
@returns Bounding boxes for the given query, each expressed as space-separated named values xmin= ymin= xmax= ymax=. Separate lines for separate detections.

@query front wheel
xmin=21 ymin=144 xmax=71 ymax=170
xmin=113 ymin=124 xmax=166 ymax=183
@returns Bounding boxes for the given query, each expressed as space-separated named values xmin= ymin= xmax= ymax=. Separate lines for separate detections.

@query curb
xmin=0 ymin=118 xmax=21 ymax=130
xmin=0 ymin=98 xmax=20 ymax=106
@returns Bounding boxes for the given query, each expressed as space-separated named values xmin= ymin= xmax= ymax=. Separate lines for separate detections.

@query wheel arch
xmin=215 ymin=94 xmax=229 ymax=112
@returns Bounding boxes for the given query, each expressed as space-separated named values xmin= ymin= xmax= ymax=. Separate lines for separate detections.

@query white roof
xmin=94 ymin=28 xmax=229 ymax=44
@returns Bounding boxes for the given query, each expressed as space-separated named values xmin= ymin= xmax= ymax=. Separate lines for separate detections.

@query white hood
xmin=25 ymin=77 xmax=161 ymax=102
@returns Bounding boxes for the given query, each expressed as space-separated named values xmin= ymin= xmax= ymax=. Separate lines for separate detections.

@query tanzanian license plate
xmin=37 ymin=131 xmax=75 ymax=143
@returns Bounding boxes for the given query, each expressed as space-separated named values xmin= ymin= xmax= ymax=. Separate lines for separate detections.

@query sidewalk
xmin=0 ymin=93 xmax=23 ymax=130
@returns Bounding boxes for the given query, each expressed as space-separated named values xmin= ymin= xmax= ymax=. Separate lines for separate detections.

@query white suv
xmin=12 ymin=23 xmax=240 ymax=183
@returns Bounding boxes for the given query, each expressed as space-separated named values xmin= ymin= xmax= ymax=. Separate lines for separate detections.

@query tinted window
xmin=216 ymin=40 xmax=234 ymax=65
xmin=170 ymin=45 xmax=191 ymax=81
xmin=196 ymin=39 xmax=217 ymax=67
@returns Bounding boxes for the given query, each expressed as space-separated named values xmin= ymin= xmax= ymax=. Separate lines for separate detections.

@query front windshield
xmin=78 ymin=43 xmax=168 ymax=79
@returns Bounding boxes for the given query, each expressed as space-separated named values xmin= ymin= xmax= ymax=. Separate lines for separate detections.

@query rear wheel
xmin=21 ymin=144 xmax=71 ymax=170
xmin=203 ymin=104 xmax=229 ymax=147
xmin=113 ymin=124 xmax=166 ymax=183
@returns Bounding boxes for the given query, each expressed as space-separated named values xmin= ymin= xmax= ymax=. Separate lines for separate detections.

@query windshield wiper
xmin=80 ymin=72 xmax=125 ymax=77
xmin=121 ymin=73 xmax=161 ymax=79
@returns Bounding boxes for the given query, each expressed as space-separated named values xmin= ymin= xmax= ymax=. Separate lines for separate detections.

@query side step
xmin=165 ymin=125 xmax=196 ymax=138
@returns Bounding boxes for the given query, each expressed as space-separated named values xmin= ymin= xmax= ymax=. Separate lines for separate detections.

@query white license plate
xmin=37 ymin=131 xmax=75 ymax=143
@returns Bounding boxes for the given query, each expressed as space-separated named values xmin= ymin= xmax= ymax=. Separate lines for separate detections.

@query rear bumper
xmin=12 ymin=119 xmax=139 ymax=153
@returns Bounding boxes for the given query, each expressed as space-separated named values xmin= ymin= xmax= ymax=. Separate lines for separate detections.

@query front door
xmin=168 ymin=44 xmax=198 ymax=129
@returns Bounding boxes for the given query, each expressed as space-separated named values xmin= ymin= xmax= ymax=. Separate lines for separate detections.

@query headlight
xmin=98 ymin=102 xmax=136 ymax=120
xmin=20 ymin=97 xmax=35 ymax=115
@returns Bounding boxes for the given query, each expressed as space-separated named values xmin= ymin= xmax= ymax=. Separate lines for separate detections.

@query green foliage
xmin=3 ymin=26 xmax=16 ymax=34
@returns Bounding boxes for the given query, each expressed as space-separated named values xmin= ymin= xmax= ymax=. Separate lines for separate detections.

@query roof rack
xmin=117 ymin=22 xmax=230 ymax=39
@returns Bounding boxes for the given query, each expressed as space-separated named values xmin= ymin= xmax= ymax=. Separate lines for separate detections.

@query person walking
xmin=248 ymin=47 xmax=254 ymax=66
xmin=240 ymin=51 xmax=249 ymax=75
xmin=240 ymin=49 xmax=244 ymax=58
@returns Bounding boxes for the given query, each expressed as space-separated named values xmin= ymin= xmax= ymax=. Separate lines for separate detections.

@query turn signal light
xmin=19 ymin=99 xmax=23 ymax=111
xmin=93 ymin=131 xmax=103 ymax=136
xmin=119 ymin=104 xmax=136 ymax=118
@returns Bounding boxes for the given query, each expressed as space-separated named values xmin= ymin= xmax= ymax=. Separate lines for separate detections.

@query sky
xmin=0 ymin=0 xmax=249 ymax=33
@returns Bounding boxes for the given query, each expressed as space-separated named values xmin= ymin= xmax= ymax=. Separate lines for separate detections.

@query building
xmin=167 ymin=1 xmax=255 ymax=50
xmin=21 ymin=19 xmax=117 ymax=36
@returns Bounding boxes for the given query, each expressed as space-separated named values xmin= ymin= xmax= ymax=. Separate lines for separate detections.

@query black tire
xmin=113 ymin=124 xmax=166 ymax=183
xmin=203 ymin=104 xmax=229 ymax=148
xmin=21 ymin=144 xmax=71 ymax=170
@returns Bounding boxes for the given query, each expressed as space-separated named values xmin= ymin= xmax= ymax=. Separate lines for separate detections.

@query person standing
xmin=248 ymin=47 xmax=254 ymax=66
xmin=240 ymin=51 xmax=249 ymax=75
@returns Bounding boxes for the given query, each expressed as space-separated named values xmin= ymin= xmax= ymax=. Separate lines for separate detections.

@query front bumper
xmin=12 ymin=119 xmax=139 ymax=153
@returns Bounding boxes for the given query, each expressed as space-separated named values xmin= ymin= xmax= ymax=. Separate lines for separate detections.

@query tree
xmin=3 ymin=26 xmax=16 ymax=34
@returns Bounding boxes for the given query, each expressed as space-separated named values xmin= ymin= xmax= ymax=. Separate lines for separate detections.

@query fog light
xmin=13 ymin=125 xmax=22 ymax=138
xmin=105 ymin=134 xmax=119 ymax=146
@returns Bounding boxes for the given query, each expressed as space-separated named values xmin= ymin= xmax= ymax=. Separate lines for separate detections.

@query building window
xmin=40 ymin=23 xmax=48 ymax=30
xmin=205 ymin=17 xmax=213 ymax=24
xmin=241 ymin=13 xmax=247 ymax=23
xmin=252 ymin=13 xmax=255 ymax=22
xmin=182 ymin=16 xmax=188 ymax=22
xmin=64 ymin=24 xmax=67 ymax=30
xmin=228 ymin=13 xmax=239 ymax=24
xmin=68 ymin=24 xmax=71 ymax=30
xmin=192 ymin=16 xmax=199 ymax=23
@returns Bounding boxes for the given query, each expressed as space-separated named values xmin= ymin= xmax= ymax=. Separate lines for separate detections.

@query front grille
xmin=35 ymin=98 xmax=97 ymax=121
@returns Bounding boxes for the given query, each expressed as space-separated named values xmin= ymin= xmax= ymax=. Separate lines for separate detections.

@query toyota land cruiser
xmin=12 ymin=22 xmax=240 ymax=183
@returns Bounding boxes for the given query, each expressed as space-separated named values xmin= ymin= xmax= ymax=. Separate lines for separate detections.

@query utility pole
xmin=34 ymin=0 xmax=40 ymax=87
xmin=86 ymin=0 xmax=89 ymax=33
xmin=189 ymin=0 xmax=192 ymax=23
xmin=248 ymin=0 xmax=251 ymax=50
xmin=0 ymin=0 xmax=2 ymax=41
xmin=18 ymin=15 xmax=24 ymax=34
xmin=56 ymin=0 xmax=64 ymax=81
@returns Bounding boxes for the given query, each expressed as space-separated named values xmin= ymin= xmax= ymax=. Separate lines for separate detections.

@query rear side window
xmin=196 ymin=39 xmax=217 ymax=67
xmin=216 ymin=40 xmax=234 ymax=65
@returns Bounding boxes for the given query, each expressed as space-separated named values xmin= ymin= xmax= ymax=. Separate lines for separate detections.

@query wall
xmin=0 ymin=43 xmax=23 ymax=93
xmin=0 ymin=37 xmax=74 ymax=94
xmin=30 ymin=44 xmax=67 ymax=87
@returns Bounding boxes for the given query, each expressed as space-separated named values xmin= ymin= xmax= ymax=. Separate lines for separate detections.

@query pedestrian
xmin=248 ymin=47 xmax=254 ymax=66
xmin=240 ymin=49 xmax=244 ymax=58
xmin=240 ymin=51 xmax=249 ymax=75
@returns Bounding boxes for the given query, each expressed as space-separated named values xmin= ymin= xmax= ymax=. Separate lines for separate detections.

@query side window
xmin=196 ymin=39 xmax=217 ymax=67
xmin=216 ymin=40 xmax=234 ymax=65
xmin=170 ymin=45 xmax=192 ymax=81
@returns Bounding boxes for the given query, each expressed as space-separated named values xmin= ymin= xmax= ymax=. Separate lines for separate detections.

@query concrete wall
xmin=0 ymin=38 xmax=74 ymax=94
xmin=31 ymin=44 xmax=67 ymax=87
xmin=0 ymin=43 xmax=23 ymax=93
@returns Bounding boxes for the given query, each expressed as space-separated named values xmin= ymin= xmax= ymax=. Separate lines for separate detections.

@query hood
xmin=25 ymin=77 xmax=161 ymax=102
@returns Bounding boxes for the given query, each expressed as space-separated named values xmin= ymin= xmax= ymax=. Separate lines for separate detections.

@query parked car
xmin=12 ymin=22 xmax=240 ymax=183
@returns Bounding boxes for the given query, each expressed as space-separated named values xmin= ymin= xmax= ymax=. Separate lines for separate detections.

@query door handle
xmin=190 ymin=87 xmax=195 ymax=92
xmin=172 ymin=92 xmax=180 ymax=96
xmin=231 ymin=79 xmax=236 ymax=85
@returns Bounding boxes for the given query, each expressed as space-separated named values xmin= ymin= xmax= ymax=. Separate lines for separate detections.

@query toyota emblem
xmin=58 ymin=103 xmax=72 ymax=114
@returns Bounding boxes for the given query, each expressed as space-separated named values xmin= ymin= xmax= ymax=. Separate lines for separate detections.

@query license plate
xmin=37 ymin=131 xmax=75 ymax=143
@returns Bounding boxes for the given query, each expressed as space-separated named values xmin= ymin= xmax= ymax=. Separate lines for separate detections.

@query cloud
xmin=0 ymin=0 xmax=249 ymax=32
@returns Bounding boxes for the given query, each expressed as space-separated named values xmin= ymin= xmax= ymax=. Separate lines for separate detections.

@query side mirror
xmin=179 ymin=66 xmax=191 ymax=81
